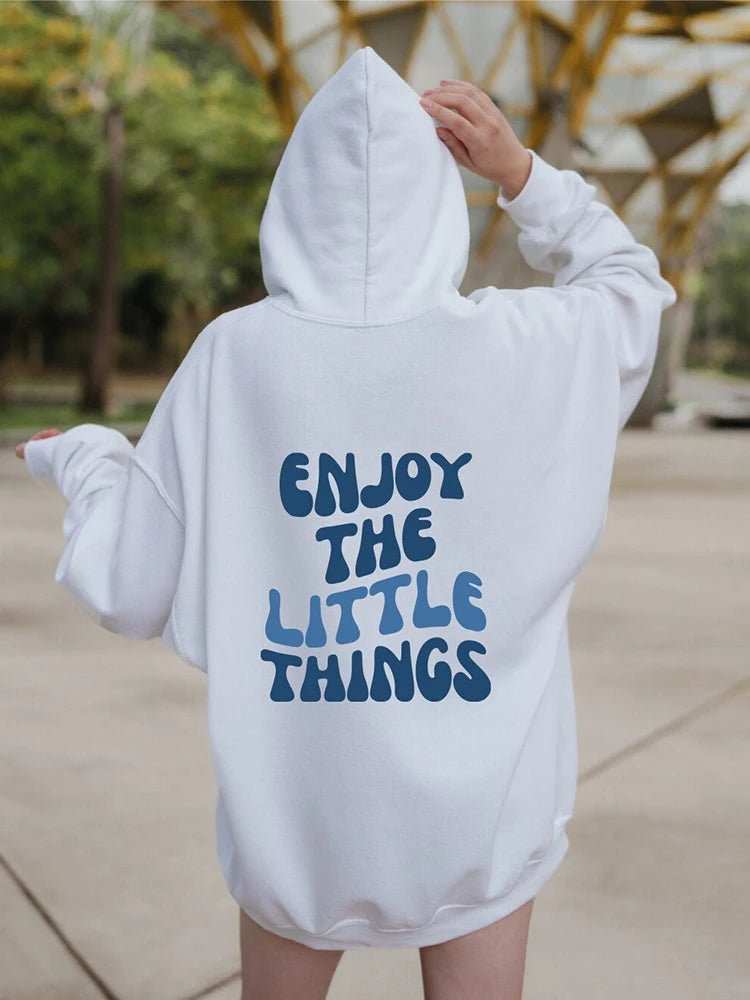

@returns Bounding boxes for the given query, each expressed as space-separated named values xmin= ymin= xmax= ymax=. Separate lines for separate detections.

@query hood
xmin=259 ymin=46 xmax=470 ymax=324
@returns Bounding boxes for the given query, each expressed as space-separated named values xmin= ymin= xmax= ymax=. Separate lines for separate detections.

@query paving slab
xmin=1 ymin=450 xmax=237 ymax=1000
xmin=328 ymin=946 xmax=424 ymax=1000
xmin=570 ymin=429 xmax=750 ymax=775
xmin=1 ymin=425 xmax=748 ymax=1000
xmin=524 ymin=686 xmax=750 ymax=1000
xmin=0 ymin=862 xmax=107 ymax=1000
xmin=0 ymin=640 xmax=237 ymax=1000
xmin=193 ymin=976 xmax=240 ymax=1000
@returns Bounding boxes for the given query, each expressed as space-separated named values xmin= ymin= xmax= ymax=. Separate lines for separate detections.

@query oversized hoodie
xmin=24 ymin=46 xmax=677 ymax=950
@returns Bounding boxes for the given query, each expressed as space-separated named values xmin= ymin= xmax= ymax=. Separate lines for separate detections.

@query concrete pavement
xmin=1 ymin=424 xmax=748 ymax=999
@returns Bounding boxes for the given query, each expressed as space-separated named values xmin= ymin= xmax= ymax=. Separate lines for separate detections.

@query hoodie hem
xmin=233 ymin=828 xmax=570 ymax=951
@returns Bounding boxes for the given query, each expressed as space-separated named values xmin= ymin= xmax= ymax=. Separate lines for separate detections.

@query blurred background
xmin=1 ymin=2 xmax=749 ymax=999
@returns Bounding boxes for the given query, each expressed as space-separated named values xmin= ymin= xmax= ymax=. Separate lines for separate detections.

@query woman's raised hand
xmin=419 ymin=80 xmax=532 ymax=200
xmin=15 ymin=428 xmax=62 ymax=460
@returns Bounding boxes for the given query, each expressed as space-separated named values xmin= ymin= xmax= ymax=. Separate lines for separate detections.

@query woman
xmin=18 ymin=47 xmax=676 ymax=1000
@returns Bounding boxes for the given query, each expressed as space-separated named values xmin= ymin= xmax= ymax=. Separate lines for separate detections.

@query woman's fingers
xmin=436 ymin=79 xmax=500 ymax=116
xmin=437 ymin=86 xmax=491 ymax=127
xmin=420 ymin=88 xmax=488 ymax=132
xmin=419 ymin=94 xmax=476 ymax=148
xmin=16 ymin=427 xmax=62 ymax=460
xmin=420 ymin=79 xmax=528 ymax=187
xmin=436 ymin=128 xmax=473 ymax=171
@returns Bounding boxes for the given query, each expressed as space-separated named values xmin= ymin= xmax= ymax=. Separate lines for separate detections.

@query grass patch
xmin=0 ymin=401 xmax=155 ymax=431
xmin=687 ymin=366 xmax=750 ymax=385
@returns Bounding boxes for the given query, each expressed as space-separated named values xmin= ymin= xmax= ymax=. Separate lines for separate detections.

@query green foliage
xmin=690 ymin=202 xmax=750 ymax=375
xmin=123 ymin=29 xmax=281 ymax=320
xmin=0 ymin=0 xmax=282 ymax=372
xmin=0 ymin=1 xmax=99 ymax=329
xmin=0 ymin=400 xmax=154 ymax=430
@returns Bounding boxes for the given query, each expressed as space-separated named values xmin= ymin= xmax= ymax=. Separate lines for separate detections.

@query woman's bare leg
xmin=419 ymin=898 xmax=535 ymax=1000
xmin=239 ymin=906 xmax=345 ymax=1000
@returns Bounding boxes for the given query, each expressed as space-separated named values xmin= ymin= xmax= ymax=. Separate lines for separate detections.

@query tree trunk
xmin=79 ymin=102 xmax=124 ymax=415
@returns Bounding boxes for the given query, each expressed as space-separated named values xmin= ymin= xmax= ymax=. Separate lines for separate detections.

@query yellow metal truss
xmin=157 ymin=0 xmax=750 ymax=296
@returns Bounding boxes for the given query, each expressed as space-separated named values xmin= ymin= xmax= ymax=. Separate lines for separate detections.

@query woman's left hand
xmin=15 ymin=428 xmax=63 ymax=460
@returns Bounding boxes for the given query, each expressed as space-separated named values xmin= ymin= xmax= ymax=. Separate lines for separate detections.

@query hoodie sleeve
xmin=24 ymin=423 xmax=184 ymax=641
xmin=494 ymin=148 xmax=678 ymax=432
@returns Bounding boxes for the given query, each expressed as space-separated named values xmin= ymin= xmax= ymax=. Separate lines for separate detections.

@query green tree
xmin=0 ymin=0 xmax=281 ymax=409
xmin=123 ymin=10 xmax=281 ymax=367
xmin=0 ymin=0 xmax=98 ymax=404
xmin=690 ymin=202 xmax=750 ymax=375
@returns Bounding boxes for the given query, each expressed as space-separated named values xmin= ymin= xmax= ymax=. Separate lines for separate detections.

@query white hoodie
xmin=24 ymin=46 xmax=677 ymax=950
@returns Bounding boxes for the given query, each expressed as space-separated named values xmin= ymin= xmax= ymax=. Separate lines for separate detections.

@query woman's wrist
xmin=494 ymin=148 xmax=533 ymax=201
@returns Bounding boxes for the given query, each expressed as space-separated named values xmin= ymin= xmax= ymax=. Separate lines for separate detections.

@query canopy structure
xmin=158 ymin=0 xmax=750 ymax=420
xmin=159 ymin=0 xmax=750 ymax=287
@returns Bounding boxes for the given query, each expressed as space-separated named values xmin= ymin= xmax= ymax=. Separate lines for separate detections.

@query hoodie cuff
xmin=24 ymin=435 xmax=61 ymax=481
xmin=496 ymin=148 xmax=574 ymax=231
